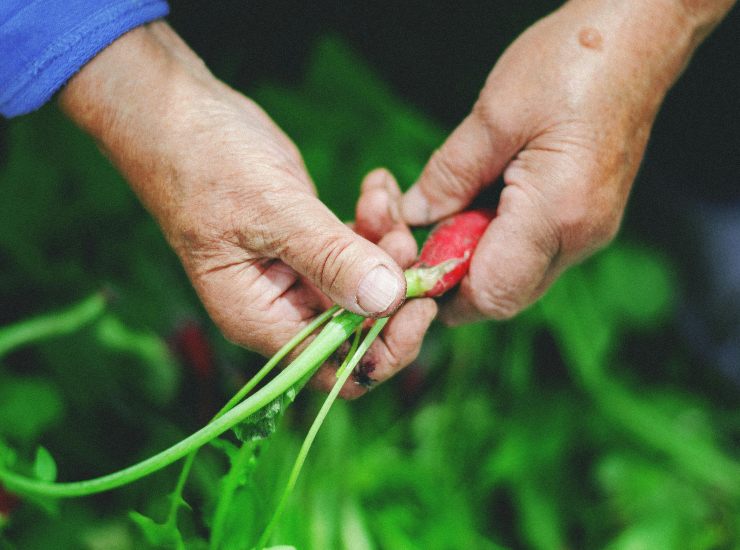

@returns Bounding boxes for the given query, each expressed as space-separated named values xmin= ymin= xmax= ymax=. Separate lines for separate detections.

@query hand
xmin=398 ymin=0 xmax=734 ymax=324
xmin=60 ymin=22 xmax=436 ymax=397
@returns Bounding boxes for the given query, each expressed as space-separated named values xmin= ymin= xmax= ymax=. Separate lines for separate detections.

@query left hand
xmin=396 ymin=0 xmax=730 ymax=324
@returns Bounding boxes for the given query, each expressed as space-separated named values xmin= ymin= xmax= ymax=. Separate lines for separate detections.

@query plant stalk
xmin=255 ymin=319 xmax=387 ymax=549
xmin=0 ymin=311 xmax=364 ymax=498
xmin=0 ymin=267 xmax=434 ymax=498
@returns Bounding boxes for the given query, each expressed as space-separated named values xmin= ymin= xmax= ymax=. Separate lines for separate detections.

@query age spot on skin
xmin=578 ymin=27 xmax=603 ymax=50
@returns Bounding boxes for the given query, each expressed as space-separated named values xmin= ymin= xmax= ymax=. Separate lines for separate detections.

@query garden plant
xmin=0 ymin=37 xmax=738 ymax=550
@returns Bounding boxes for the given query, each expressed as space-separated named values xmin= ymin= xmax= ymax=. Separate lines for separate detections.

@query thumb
xmin=269 ymin=193 xmax=407 ymax=317
xmin=402 ymin=110 xmax=519 ymax=225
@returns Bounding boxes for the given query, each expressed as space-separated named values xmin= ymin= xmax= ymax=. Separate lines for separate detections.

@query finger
xmin=260 ymin=189 xmax=407 ymax=318
xmin=311 ymin=298 xmax=438 ymax=399
xmin=439 ymin=182 xmax=560 ymax=325
xmin=193 ymin=259 xmax=328 ymax=357
xmin=356 ymin=168 xmax=418 ymax=268
xmin=377 ymin=229 xmax=417 ymax=270
xmin=354 ymin=297 xmax=437 ymax=390
xmin=355 ymin=168 xmax=403 ymax=242
xmin=402 ymin=110 xmax=520 ymax=225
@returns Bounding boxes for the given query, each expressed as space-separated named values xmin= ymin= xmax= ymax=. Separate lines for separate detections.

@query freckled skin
xmin=578 ymin=27 xmax=603 ymax=50
xmin=397 ymin=0 xmax=736 ymax=326
xmin=59 ymin=25 xmax=442 ymax=400
xmin=57 ymin=0 xmax=737 ymax=398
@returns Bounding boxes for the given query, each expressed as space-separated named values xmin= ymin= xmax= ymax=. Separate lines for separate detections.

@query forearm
xmin=58 ymin=21 xmax=226 ymax=237
xmin=59 ymin=22 xmax=213 ymax=140
xmin=671 ymin=0 xmax=737 ymax=39
xmin=563 ymin=0 xmax=736 ymax=43
xmin=549 ymin=0 xmax=735 ymax=117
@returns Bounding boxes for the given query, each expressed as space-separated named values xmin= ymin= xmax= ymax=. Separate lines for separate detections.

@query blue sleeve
xmin=0 ymin=0 xmax=170 ymax=118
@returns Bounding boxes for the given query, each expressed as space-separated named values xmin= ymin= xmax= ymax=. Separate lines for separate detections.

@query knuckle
xmin=382 ymin=341 xmax=408 ymax=373
xmin=307 ymin=233 xmax=358 ymax=292
xmin=472 ymin=99 xmax=520 ymax=148
xmin=474 ymin=286 xmax=524 ymax=321
xmin=473 ymin=100 xmax=504 ymax=134
xmin=425 ymin=148 xmax=476 ymax=199
xmin=553 ymin=181 xmax=622 ymax=258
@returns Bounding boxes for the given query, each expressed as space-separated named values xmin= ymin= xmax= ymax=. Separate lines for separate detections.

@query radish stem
xmin=0 ymin=293 xmax=106 ymax=359
xmin=165 ymin=305 xmax=341 ymax=526
xmin=0 ymin=311 xmax=365 ymax=498
xmin=0 ymin=267 xmax=445 ymax=498
xmin=255 ymin=319 xmax=387 ymax=549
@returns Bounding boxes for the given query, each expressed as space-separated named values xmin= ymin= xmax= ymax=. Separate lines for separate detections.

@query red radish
xmin=172 ymin=321 xmax=216 ymax=381
xmin=171 ymin=320 xmax=218 ymax=422
xmin=0 ymin=486 xmax=19 ymax=520
xmin=0 ymin=210 xmax=495 ymax=512
xmin=410 ymin=209 xmax=494 ymax=297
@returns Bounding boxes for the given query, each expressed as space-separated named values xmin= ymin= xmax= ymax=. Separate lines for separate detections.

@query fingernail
xmin=401 ymin=186 xmax=431 ymax=225
xmin=357 ymin=265 xmax=402 ymax=315
xmin=365 ymin=169 xmax=389 ymax=188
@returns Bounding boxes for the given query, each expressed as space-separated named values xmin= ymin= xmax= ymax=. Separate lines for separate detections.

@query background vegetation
xmin=1 ymin=2 xmax=738 ymax=548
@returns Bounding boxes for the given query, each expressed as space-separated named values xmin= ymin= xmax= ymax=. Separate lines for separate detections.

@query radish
xmin=0 ymin=209 xmax=496 ymax=545
xmin=407 ymin=209 xmax=495 ymax=297
xmin=0 ymin=486 xmax=19 ymax=523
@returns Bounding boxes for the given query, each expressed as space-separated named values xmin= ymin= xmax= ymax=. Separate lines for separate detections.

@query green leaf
xmin=0 ymin=376 xmax=64 ymax=443
xmin=254 ymin=36 xmax=445 ymax=220
xmin=232 ymin=387 xmax=296 ymax=444
xmin=129 ymin=511 xmax=185 ymax=550
xmin=95 ymin=314 xmax=180 ymax=405
xmin=32 ymin=447 xmax=57 ymax=483
xmin=594 ymin=244 xmax=675 ymax=326
xmin=0 ymin=438 xmax=18 ymax=469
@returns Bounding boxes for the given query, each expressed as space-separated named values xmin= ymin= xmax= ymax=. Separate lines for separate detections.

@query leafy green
xmin=0 ymin=32 xmax=738 ymax=550
xmin=232 ymin=387 xmax=297 ymax=444
xmin=129 ymin=511 xmax=185 ymax=550
xmin=95 ymin=314 xmax=180 ymax=405
xmin=31 ymin=447 xmax=57 ymax=483
xmin=0 ymin=377 xmax=63 ymax=444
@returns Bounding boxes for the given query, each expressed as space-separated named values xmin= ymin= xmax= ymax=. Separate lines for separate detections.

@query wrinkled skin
xmin=397 ymin=0 xmax=735 ymax=325
xmin=60 ymin=0 xmax=734 ymax=395
xmin=60 ymin=23 xmax=436 ymax=398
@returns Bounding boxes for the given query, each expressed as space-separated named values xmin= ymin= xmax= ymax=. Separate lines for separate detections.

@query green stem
xmin=0 ymin=266 xmax=435 ymax=499
xmin=217 ymin=306 xmax=341 ymax=418
xmin=165 ymin=306 xmax=341 ymax=526
xmin=404 ymin=261 xmax=461 ymax=298
xmin=165 ymin=452 xmax=196 ymax=527
xmin=0 ymin=293 xmax=106 ymax=359
xmin=335 ymin=326 xmax=362 ymax=380
xmin=0 ymin=311 xmax=364 ymax=498
xmin=209 ymin=440 xmax=260 ymax=550
xmin=255 ymin=319 xmax=387 ymax=550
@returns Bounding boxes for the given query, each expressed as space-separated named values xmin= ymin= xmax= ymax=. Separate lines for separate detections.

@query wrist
xmin=59 ymin=21 xmax=225 ymax=231
xmin=669 ymin=0 xmax=737 ymax=41
xmin=59 ymin=20 xmax=225 ymax=167
xmin=556 ymin=0 xmax=733 ymax=102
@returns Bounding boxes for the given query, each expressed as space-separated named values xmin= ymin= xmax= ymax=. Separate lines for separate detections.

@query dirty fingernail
xmin=357 ymin=265 xmax=402 ymax=315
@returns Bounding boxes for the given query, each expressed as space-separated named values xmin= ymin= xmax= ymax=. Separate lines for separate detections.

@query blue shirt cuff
xmin=1 ymin=0 xmax=170 ymax=118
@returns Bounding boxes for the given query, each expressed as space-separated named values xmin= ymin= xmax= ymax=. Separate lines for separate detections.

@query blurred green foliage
xmin=0 ymin=36 xmax=738 ymax=550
